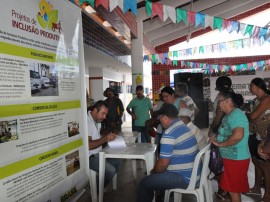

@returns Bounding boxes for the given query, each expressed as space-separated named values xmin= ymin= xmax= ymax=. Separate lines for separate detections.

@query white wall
xmin=85 ymin=66 xmax=133 ymax=105
xmin=143 ymin=61 xmax=153 ymax=94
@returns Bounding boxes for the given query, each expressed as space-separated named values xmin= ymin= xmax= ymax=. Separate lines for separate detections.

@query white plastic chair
xmin=88 ymin=169 xmax=117 ymax=202
xmin=89 ymin=169 xmax=98 ymax=202
xmin=164 ymin=144 xmax=212 ymax=202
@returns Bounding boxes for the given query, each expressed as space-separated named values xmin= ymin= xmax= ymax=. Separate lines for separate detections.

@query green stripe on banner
xmin=0 ymin=41 xmax=56 ymax=62
xmin=0 ymin=139 xmax=83 ymax=179
xmin=0 ymin=100 xmax=81 ymax=118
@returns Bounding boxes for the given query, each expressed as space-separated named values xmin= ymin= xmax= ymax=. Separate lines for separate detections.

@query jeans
xmin=137 ymin=171 xmax=188 ymax=202
xmin=89 ymin=154 xmax=122 ymax=187
xmin=134 ymin=126 xmax=150 ymax=143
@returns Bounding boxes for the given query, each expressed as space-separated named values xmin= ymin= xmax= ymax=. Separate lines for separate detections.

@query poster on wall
xmin=0 ymin=1 xmax=89 ymax=202
xmin=209 ymin=71 xmax=270 ymax=102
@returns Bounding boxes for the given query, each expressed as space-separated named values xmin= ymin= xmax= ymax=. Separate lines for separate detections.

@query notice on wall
xmin=0 ymin=1 xmax=89 ymax=202
xmin=210 ymin=71 xmax=270 ymax=103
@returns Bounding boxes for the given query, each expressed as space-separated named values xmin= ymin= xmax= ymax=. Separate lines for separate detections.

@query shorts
xmin=219 ymin=158 xmax=250 ymax=193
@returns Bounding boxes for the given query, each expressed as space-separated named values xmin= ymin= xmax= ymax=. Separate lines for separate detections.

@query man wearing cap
xmin=103 ymin=88 xmax=124 ymax=133
xmin=137 ymin=103 xmax=199 ymax=202
xmin=179 ymin=108 xmax=207 ymax=150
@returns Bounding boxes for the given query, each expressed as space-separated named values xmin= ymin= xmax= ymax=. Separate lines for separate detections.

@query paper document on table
xmin=108 ymin=135 xmax=127 ymax=148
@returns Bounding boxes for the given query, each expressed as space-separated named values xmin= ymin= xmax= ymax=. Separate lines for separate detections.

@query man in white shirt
xmin=87 ymin=100 xmax=122 ymax=187
xmin=179 ymin=108 xmax=207 ymax=150
xmin=175 ymin=82 xmax=199 ymax=121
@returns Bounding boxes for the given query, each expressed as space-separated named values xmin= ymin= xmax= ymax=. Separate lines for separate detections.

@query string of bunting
xmin=75 ymin=0 xmax=270 ymax=69
xmin=144 ymin=37 xmax=270 ymax=64
xmin=151 ymin=59 xmax=270 ymax=75
xmin=76 ymin=0 xmax=270 ymax=42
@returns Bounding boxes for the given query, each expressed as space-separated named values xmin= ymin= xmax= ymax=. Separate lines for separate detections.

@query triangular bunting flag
xmin=259 ymin=27 xmax=268 ymax=40
xmin=124 ymin=0 xmax=137 ymax=15
xmin=244 ymin=24 xmax=254 ymax=37
xmin=239 ymin=23 xmax=246 ymax=35
xmin=96 ymin=0 xmax=109 ymax=10
xmin=187 ymin=11 xmax=195 ymax=25
xmin=205 ymin=15 xmax=214 ymax=29
xmin=86 ymin=0 xmax=95 ymax=7
xmin=229 ymin=21 xmax=240 ymax=33
xmin=152 ymin=2 xmax=163 ymax=20
xmin=199 ymin=46 xmax=204 ymax=54
xmin=195 ymin=12 xmax=205 ymax=28
xmin=222 ymin=19 xmax=230 ymax=31
xmin=79 ymin=0 xmax=85 ymax=5
xmin=213 ymin=17 xmax=223 ymax=31
xmin=145 ymin=0 xmax=152 ymax=16
xmin=110 ymin=0 xmax=119 ymax=11
xmin=252 ymin=26 xmax=260 ymax=38
xmin=172 ymin=60 xmax=178 ymax=66
xmin=176 ymin=8 xmax=187 ymax=24
xmin=163 ymin=6 xmax=176 ymax=23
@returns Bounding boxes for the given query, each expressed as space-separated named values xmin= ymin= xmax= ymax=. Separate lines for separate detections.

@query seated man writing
xmin=87 ymin=100 xmax=122 ymax=187
xmin=137 ymin=103 xmax=199 ymax=202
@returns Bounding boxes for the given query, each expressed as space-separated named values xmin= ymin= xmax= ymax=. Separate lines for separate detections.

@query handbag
xmin=208 ymin=143 xmax=223 ymax=179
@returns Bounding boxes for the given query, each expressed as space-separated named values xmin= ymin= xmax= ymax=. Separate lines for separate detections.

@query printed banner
xmin=0 ymin=1 xmax=89 ymax=202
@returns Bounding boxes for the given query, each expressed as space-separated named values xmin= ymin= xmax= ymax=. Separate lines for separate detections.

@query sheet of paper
xmin=108 ymin=135 xmax=127 ymax=148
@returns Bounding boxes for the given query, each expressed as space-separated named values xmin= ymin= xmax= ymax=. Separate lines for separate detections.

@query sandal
xmin=215 ymin=190 xmax=230 ymax=201
xmin=245 ymin=189 xmax=262 ymax=196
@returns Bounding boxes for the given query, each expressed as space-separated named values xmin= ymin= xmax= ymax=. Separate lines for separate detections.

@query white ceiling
xmin=84 ymin=45 xmax=131 ymax=73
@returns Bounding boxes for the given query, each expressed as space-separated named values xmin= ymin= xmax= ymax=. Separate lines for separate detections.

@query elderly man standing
xmin=175 ymin=82 xmax=199 ymax=121
xmin=87 ymin=100 xmax=122 ymax=187
xmin=137 ymin=103 xmax=199 ymax=202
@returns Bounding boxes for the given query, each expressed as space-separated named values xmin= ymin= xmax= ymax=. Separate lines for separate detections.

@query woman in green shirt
xmin=211 ymin=89 xmax=250 ymax=202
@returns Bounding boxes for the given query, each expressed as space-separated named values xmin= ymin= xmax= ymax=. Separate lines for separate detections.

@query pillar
xmin=131 ymin=20 xmax=144 ymax=94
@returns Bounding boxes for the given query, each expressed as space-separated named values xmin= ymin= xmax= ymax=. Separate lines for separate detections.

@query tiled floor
xmin=77 ymin=122 xmax=265 ymax=202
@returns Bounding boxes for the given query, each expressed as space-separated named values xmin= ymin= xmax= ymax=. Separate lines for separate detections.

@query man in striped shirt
xmin=137 ymin=103 xmax=199 ymax=202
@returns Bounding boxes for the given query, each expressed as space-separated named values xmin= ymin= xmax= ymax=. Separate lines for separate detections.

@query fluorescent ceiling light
xmin=115 ymin=31 xmax=122 ymax=37
xmin=85 ymin=6 xmax=96 ymax=14
xmin=103 ymin=21 xmax=112 ymax=27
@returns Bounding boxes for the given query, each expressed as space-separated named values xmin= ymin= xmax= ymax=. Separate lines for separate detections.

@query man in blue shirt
xmin=137 ymin=103 xmax=199 ymax=202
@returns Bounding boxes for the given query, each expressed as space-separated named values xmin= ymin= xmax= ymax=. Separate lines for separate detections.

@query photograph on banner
xmin=68 ymin=121 xmax=80 ymax=137
xmin=65 ymin=150 xmax=80 ymax=176
xmin=29 ymin=62 xmax=59 ymax=96
xmin=0 ymin=120 xmax=18 ymax=143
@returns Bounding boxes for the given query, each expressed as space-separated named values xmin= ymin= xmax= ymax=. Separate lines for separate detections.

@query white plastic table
xmin=98 ymin=143 xmax=156 ymax=202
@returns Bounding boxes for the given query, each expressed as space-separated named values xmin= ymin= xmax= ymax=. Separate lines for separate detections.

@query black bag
xmin=208 ymin=144 xmax=224 ymax=179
